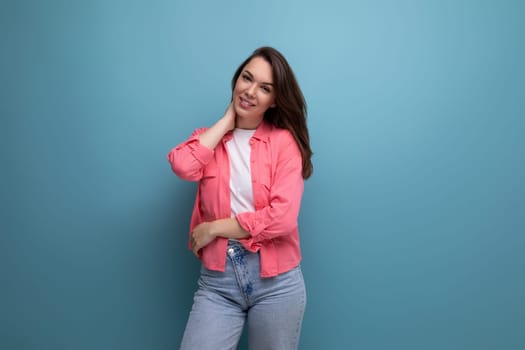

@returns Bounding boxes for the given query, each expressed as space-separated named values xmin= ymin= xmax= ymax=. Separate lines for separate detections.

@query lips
xmin=239 ymin=96 xmax=256 ymax=109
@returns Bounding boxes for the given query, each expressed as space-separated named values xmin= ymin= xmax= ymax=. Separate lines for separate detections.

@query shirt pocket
xmin=198 ymin=162 xmax=219 ymax=218
xmin=256 ymin=161 xmax=272 ymax=207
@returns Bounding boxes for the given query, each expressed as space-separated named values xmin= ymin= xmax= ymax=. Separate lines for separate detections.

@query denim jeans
xmin=180 ymin=240 xmax=306 ymax=350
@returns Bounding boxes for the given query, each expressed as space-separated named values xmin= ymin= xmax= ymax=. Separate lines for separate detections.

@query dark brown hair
xmin=231 ymin=47 xmax=313 ymax=179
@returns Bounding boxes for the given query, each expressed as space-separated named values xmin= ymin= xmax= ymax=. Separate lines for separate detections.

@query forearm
xmin=211 ymin=218 xmax=250 ymax=240
xmin=198 ymin=104 xmax=235 ymax=149
xmin=198 ymin=117 xmax=232 ymax=149
xmin=167 ymin=128 xmax=212 ymax=181
xmin=236 ymin=192 xmax=302 ymax=242
xmin=191 ymin=217 xmax=249 ymax=257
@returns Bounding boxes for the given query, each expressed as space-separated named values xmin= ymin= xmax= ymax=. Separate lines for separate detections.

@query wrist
xmin=209 ymin=220 xmax=220 ymax=238
xmin=219 ymin=113 xmax=235 ymax=131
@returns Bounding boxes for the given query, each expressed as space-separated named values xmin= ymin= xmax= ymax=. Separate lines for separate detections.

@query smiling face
xmin=232 ymin=56 xmax=276 ymax=129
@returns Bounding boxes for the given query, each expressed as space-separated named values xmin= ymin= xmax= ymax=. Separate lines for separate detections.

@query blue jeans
xmin=180 ymin=241 xmax=306 ymax=350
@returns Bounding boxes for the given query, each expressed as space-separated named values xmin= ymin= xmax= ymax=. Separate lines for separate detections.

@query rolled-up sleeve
xmin=236 ymin=133 xmax=304 ymax=243
xmin=167 ymin=128 xmax=214 ymax=181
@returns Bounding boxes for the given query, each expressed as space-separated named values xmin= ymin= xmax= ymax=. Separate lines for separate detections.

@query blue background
xmin=2 ymin=0 xmax=524 ymax=349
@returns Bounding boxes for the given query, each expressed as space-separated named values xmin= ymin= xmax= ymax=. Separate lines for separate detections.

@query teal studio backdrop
xmin=2 ymin=0 xmax=524 ymax=349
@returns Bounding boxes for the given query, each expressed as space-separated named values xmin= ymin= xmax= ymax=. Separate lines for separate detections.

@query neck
xmin=235 ymin=118 xmax=263 ymax=130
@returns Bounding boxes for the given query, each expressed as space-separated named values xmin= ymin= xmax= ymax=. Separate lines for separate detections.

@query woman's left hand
xmin=190 ymin=222 xmax=216 ymax=257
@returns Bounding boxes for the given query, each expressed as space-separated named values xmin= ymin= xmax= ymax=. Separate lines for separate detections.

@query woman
xmin=167 ymin=46 xmax=313 ymax=350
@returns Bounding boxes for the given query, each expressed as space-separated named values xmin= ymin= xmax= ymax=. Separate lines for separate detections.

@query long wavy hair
xmin=231 ymin=47 xmax=313 ymax=179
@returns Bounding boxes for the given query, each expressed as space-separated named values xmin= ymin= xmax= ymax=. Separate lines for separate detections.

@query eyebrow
xmin=243 ymin=70 xmax=274 ymax=86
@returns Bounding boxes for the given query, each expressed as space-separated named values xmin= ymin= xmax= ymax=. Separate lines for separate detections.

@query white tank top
xmin=226 ymin=128 xmax=256 ymax=216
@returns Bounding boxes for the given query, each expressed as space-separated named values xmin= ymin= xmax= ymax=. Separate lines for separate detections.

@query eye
xmin=261 ymin=85 xmax=272 ymax=93
xmin=242 ymin=74 xmax=252 ymax=82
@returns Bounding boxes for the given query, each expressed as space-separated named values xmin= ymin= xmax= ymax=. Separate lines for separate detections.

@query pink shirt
xmin=167 ymin=120 xmax=304 ymax=277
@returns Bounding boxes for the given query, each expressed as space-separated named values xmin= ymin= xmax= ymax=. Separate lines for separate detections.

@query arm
xmin=167 ymin=104 xmax=235 ymax=181
xmin=198 ymin=103 xmax=235 ymax=149
xmin=190 ymin=218 xmax=249 ymax=257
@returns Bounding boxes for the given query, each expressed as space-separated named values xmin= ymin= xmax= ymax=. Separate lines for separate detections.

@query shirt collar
xmin=252 ymin=120 xmax=272 ymax=142
xmin=223 ymin=120 xmax=272 ymax=143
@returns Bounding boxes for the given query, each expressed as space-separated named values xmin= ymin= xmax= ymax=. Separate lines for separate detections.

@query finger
xmin=191 ymin=238 xmax=199 ymax=254
xmin=193 ymin=245 xmax=200 ymax=257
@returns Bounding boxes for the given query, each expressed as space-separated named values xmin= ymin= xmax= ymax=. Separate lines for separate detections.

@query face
xmin=232 ymin=56 xmax=276 ymax=129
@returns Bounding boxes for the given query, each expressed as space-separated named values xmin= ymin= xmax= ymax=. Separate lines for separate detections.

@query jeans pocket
xmin=198 ymin=265 xmax=218 ymax=288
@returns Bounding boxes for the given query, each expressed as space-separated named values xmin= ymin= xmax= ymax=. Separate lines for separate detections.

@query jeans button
xmin=228 ymin=248 xmax=234 ymax=255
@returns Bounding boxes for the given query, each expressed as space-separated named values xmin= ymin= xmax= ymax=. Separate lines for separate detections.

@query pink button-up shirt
xmin=167 ymin=120 xmax=304 ymax=277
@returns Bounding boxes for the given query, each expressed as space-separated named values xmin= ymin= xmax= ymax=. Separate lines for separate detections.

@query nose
xmin=246 ymin=83 xmax=257 ymax=97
